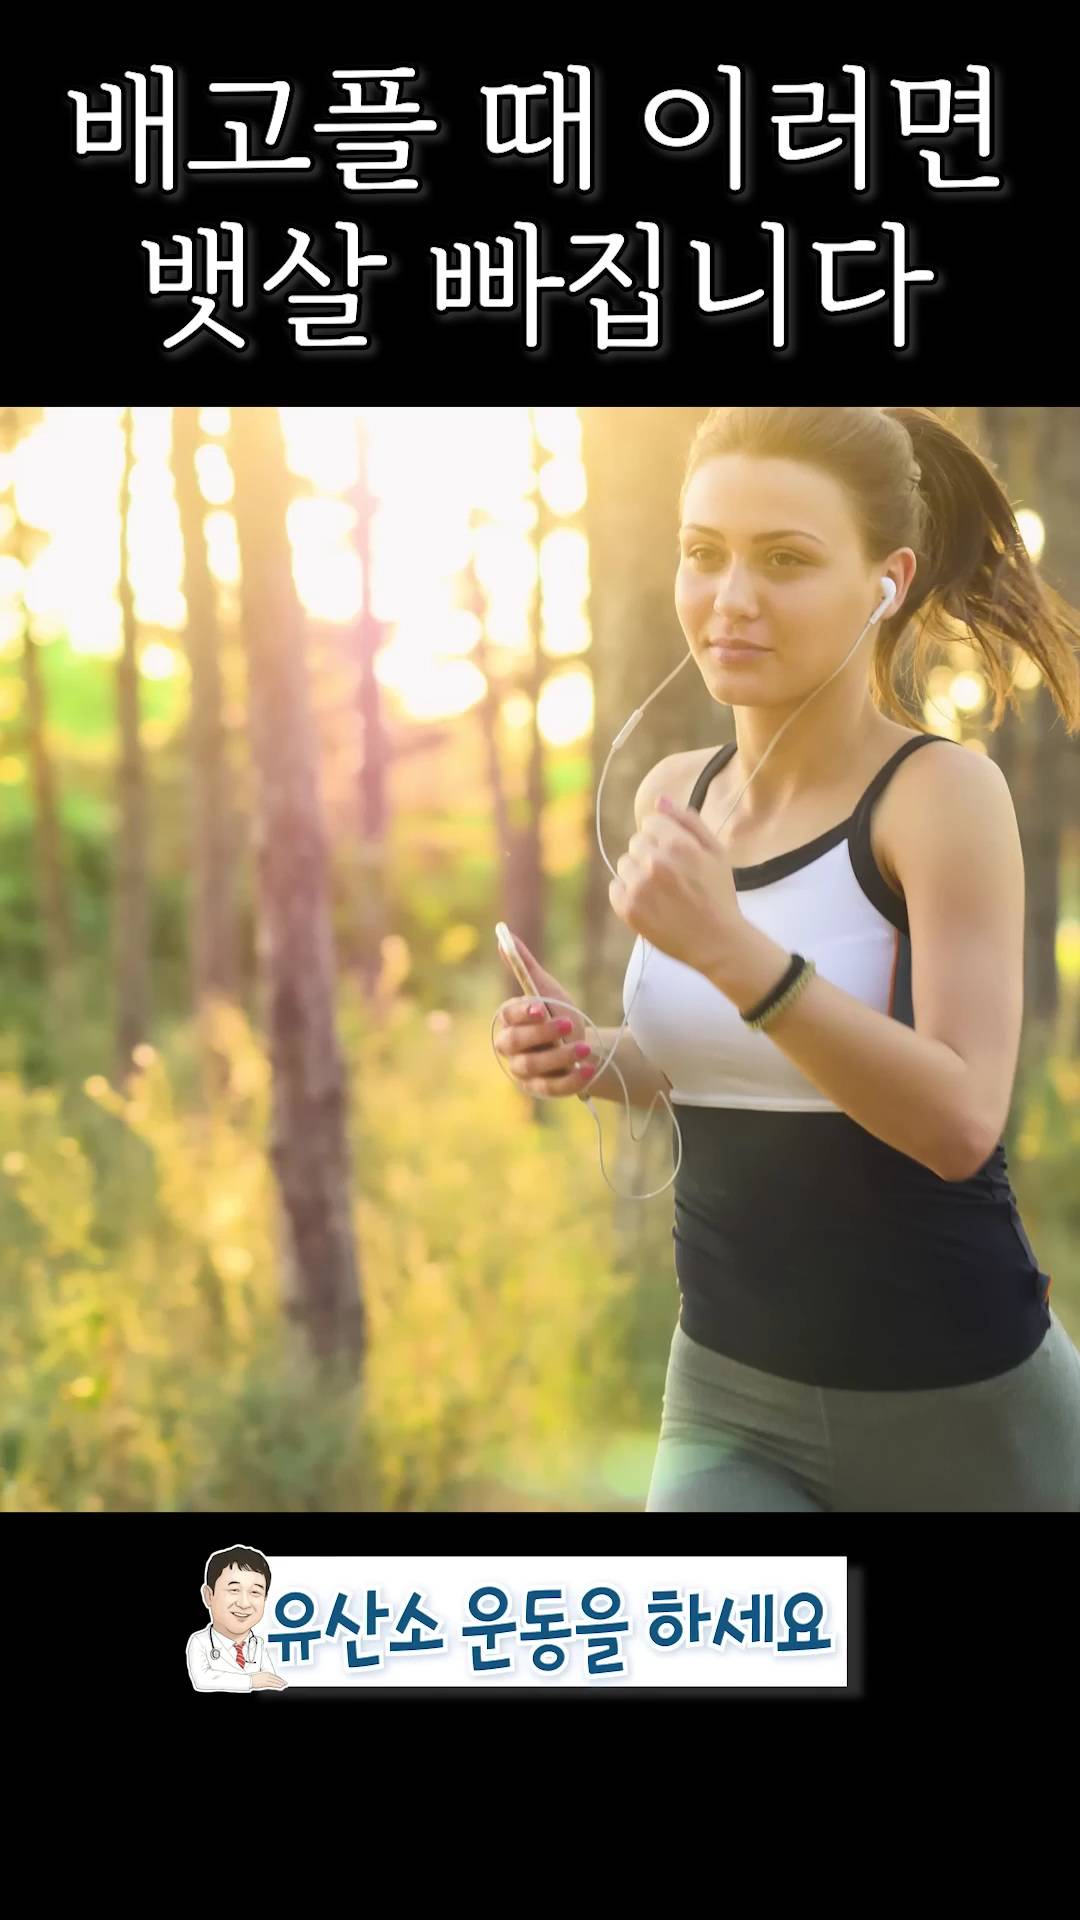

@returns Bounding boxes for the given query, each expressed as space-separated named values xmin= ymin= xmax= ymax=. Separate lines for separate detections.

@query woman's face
xmin=675 ymin=453 xmax=902 ymax=702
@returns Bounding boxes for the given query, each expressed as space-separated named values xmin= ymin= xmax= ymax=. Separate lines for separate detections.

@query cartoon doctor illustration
xmin=187 ymin=1544 xmax=288 ymax=1694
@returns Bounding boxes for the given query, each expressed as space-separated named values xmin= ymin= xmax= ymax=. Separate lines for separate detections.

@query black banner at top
xmin=4 ymin=41 xmax=1072 ymax=399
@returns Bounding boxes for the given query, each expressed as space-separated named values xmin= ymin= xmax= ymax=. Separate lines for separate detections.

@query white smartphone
xmin=495 ymin=922 xmax=555 ymax=1017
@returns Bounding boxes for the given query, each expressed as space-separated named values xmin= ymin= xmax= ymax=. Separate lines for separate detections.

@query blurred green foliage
xmin=0 ymin=988 xmax=650 ymax=1512
xmin=2 ymin=966 xmax=1075 ymax=1514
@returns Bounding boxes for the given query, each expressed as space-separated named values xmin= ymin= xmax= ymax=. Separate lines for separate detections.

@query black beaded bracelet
xmin=739 ymin=952 xmax=814 ymax=1030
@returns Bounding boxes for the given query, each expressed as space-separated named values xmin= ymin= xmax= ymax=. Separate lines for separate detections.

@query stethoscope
xmin=208 ymin=1624 xmax=259 ymax=1663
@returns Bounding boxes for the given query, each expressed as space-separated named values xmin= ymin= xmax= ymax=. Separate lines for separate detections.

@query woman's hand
xmin=494 ymin=935 xmax=597 ymax=1097
xmin=608 ymin=794 xmax=745 ymax=975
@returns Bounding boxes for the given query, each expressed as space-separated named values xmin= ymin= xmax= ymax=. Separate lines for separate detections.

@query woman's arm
xmin=584 ymin=1028 xmax=672 ymax=1109
xmin=701 ymin=747 xmax=1025 ymax=1183
xmin=572 ymin=748 xmax=690 ymax=1111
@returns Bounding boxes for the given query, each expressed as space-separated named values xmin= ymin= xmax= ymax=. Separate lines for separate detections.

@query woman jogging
xmin=495 ymin=406 xmax=1080 ymax=1511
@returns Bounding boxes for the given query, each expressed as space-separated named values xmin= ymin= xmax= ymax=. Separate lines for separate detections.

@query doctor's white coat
xmin=186 ymin=1625 xmax=283 ymax=1693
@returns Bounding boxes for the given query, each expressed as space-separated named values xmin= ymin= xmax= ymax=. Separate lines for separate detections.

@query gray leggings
xmin=645 ymin=1310 xmax=1080 ymax=1512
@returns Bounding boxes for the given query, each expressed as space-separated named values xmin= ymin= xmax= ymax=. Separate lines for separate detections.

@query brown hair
xmin=680 ymin=407 xmax=1080 ymax=735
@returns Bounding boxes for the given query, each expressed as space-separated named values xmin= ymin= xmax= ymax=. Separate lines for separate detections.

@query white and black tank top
xmin=622 ymin=734 xmax=1052 ymax=1390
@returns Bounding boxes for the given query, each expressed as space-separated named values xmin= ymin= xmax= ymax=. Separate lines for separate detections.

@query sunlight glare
xmin=537 ymin=668 xmax=594 ymax=746
xmin=140 ymin=641 xmax=184 ymax=681
xmin=6 ymin=407 xmax=589 ymax=727
xmin=950 ymin=670 xmax=988 ymax=713
xmin=195 ymin=443 xmax=235 ymax=506
xmin=1015 ymin=508 xmax=1045 ymax=565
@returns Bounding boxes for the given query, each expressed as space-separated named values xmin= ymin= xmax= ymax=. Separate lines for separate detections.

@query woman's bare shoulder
xmin=633 ymin=746 xmax=721 ymax=829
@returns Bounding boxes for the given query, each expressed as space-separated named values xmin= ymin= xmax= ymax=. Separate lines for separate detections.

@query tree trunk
xmin=1 ymin=406 xmax=75 ymax=1051
xmin=516 ymin=411 xmax=549 ymax=974
xmin=1029 ymin=408 xmax=1080 ymax=1034
xmin=352 ymin=414 xmax=391 ymax=1001
xmin=980 ymin=408 xmax=1071 ymax=1034
xmin=20 ymin=599 xmax=72 ymax=986
xmin=172 ymin=407 xmax=240 ymax=1072
xmin=229 ymin=406 xmax=365 ymax=1375
xmin=465 ymin=530 xmax=516 ymax=929
xmin=114 ymin=407 xmax=150 ymax=1085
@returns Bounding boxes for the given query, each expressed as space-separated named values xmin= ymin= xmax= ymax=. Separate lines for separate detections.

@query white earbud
xmin=869 ymin=576 xmax=897 ymax=625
